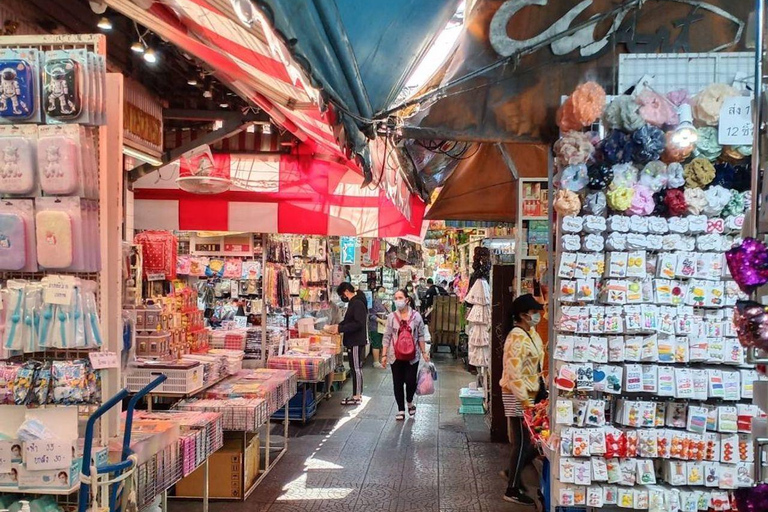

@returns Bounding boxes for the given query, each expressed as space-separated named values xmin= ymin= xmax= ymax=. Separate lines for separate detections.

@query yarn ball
xmin=587 ymin=163 xmax=613 ymax=190
xmin=570 ymin=82 xmax=607 ymax=126
xmin=609 ymin=163 xmax=639 ymax=189
xmin=583 ymin=191 xmax=607 ymax=216
xmin=628 ymin=184 xmax=655 ymax=216
xmin=554 ymin=189 xmax=581 ymax=216
xmin=693 ymin=83 xmax=740 ymax=125
xmin=664 ymin=188 xmax=687 ymax=216
xmin=599 ymin=129 xmax=634 ymax=164
xmin=684 ymin=188 xmax=707 ymax=215
xmin=692 ymin=126 xmax=722 ymax=161
xmin=639 ymin=161 xmax=668 ymax=192
xmin=557 ymin=163 xmax=589 ymax=192
xmin=666 ymin=162 xmax=685 ymax=189
xmin=661 ymin=131 xmax=694 ymax=163
xmin=683 ymin=158 xmax=716 ymax=188
xmin=637 ymin=89 xmax=679 ymax=127
xmin=630 ymin=124 xmax=666 ymax=164
xmin=703 ymin=185 xmax=732 ymax=217
xmin=666 ymin=88 xmax=691 ymax=107
xmin=604 ymin=95 xmax=645 ymax=132
xmin=607 ymin=186 xmax=635 ymax=212
xmin=554 ymin=131 xmax=594 ymax=168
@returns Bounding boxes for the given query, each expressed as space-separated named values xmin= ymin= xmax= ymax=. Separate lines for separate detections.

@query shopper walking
xmin=326 ymin=282 xmax=368 ymax=406
xmin=369 ymin=286 xmax=389 ymax=369
xmin=381 ymin=289 xmax=428 ymax=421
xmin=499 ymin=294 xmax=546 ymax=506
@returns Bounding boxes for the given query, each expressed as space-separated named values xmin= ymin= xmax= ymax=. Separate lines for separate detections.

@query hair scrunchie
xmin=723 ymin=145 xmax=752 ymax=162
xmin=666 ymin=162 xmax=685 ymax=189
xmin=666 ymin=88 xmax=691 ymax=107
xmin=599 ymin=129 xmax=634 ymax=164
xmin=683 ymin=157 xmax=716 ymax=188
xmin=653 ymin=190 xmax=669 ymax=216
xmin=712 ymin=162 xmax=736 ymax=189
xmin=604 ymin=96 xmax=645 ymax=132
xmin=661 ymin=131 xmax=694 ymax=163
xmin=722 ymin=190 xmax=747 ymax=217
xmin=693 ymin=126 xmax=723 ymax=161
xmin=684 ymin=188 xmax=707 ymax=215
xmin=664 ymin=188 xmax=687 ymax=217
xmin=704 ymin=185 xmax=733 ymax=217
xmin=583 ymin=191 xmax=607 ymax=216
xmin=554 ymin=131 xmax=594 ymax=168
xmin=693 ymin=83 xmax=740 ymax=125
xmin=557 ymin=163 xmax=589 ymax=192
xmin=607 ymin=186 xmax=635 ymax=212
xmin=570 ymin=82 xmax=607 ymax=126
xmin=733 ymin=164 xmax=752 ymax=192
xmin=639 ymin=161 xmax=668 ymax=192
xmin=609 ymin=163 xmax=639 ymax=190
xmin=554 ymin=189 xmax=581 ymax=216
xmin=637 ymin=89 xmax=679 ymax=127
xmin=630 ymin=124 xmax=666 ymax=164
xmin=628 ymin=184 xmax=655 ymax=216
xmin=587 ymin=163 xmax=613 ymax=190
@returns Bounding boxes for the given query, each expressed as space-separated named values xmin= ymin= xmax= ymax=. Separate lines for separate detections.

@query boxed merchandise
xmin=17 ymin=456 xmax=80 ymax=489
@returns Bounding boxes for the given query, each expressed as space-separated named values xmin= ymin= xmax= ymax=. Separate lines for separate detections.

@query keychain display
xmin=0 ymin=48 xmax=40 ymax=123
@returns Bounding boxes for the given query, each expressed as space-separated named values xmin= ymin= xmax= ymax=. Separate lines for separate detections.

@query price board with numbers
xmin=718 ymin=96 xmax=754 ymax=145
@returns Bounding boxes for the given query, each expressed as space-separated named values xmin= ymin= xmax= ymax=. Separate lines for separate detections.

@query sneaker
xmin=503 ymin=489 xmax=535 ymax=506
xmin=373 ymin=362 xmax=383 ymax=369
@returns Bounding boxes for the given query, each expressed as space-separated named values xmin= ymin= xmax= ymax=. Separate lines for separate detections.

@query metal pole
xmin=261 ymin=233 xmax=268 ymax=367
xmin=751 ymin=0 xmax=765 ymax=238
xmin=203 ymin=459 xmax=209 ymax=512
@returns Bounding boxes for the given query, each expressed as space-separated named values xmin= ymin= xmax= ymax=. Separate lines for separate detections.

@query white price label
xmin=718 ymin=96 xmax=754 ymax=145
xmin=147 ymin=272 xmax=166 ymax=282
xmin=24 ymin=440 xmax=73 ymax=470
xmin=89 ymin=351 xmax=119 ymax=369
xmin=43 ymin=276 xmax=75 ymax=305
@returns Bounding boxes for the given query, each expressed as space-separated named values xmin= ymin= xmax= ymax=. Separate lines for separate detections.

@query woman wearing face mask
xmin=369 ymin=286 xmax=389 ymax=369
xmin=381 ymin=289 xmax=428 ymax=420
xmin=499 ymin=294 xmax=546 ymax=506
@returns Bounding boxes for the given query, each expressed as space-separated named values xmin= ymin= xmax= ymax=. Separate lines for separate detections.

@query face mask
xmin=394 ymin=299 xmax=407 ymax=311
xmin=377 ymin=292 xmax=386 ymax=299
xmin=406 ymin=286 xmax=413 ymax=292
xmin=528 ymin=313 xmax=541 ymax=326
xmin=340 ymin=295 xmax=350 ymax=303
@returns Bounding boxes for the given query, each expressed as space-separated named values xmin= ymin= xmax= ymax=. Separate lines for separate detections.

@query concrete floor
xmin=171 ymin=352 xmax=539 ymax=512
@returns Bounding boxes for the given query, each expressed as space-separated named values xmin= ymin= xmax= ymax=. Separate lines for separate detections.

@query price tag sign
xmin=718 ymin=96 xmax=754 ymax=145
xmin=24 ymin=440 xmax=73 ymax=470
xmin=43 ymin=275 xmax=75 ymax=305
xmin=147 ymin=272 xmax=166 ymax=282
xmin=89 ymin=351 xmax=119 ymax=369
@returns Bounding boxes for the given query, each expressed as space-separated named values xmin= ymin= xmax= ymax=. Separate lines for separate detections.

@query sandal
xmin=340 ymin=397 xmax=361 ymax=406
xmin=408 ymin=404 xmax=416 ymax=417
xmin=395 ymin=412 xmax=405 ymax=421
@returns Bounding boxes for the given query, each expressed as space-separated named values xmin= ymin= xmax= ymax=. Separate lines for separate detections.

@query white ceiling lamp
xmin=130 ymin=41 xmax=145 ymax=54
xmin=97 ymin=17 xmax=113 ymax=31
xmin=231 ymin=0 xmax=256 ymax=26
xmin=671 ymin=104 xmax=698 ymax=149
xmin=143 ymin=48 xmax=158 ymax=64
xmin=187 ymin=78 xmax=198 ymax=86
xmin=219 ymin=102 xmax=230 ymax=108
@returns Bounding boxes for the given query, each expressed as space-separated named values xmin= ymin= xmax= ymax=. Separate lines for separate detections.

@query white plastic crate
xmin=125 ymin=364 xmax=204 ymax=394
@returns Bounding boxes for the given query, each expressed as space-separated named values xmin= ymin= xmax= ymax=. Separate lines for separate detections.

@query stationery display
xmin=204 ymin=368 xmax=298 ymax=416
xmin=551 ymin=81 xmax=762 ymax=509
xmin=176 ymin=397 xmax=268 ymax=432
xmin=267 ymin=353 xmax=333 ymax=382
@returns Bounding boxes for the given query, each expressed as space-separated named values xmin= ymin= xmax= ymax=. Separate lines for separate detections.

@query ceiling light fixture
xmin=187 ymin=78 xmax=198 ymax=86
xmin=143 ymin=48 xmax=158 ymax=64
xmin=219 ymin=102 xmax=230 ymax=108
xmin=97 ymin=17 xmax=113 ymax=31
xmin=130 ymin=41 xmax=145 ymax=53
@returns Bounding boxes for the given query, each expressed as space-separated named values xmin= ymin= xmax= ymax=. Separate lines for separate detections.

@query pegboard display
xmin=618 ymin=53 xmax=755 ymax=95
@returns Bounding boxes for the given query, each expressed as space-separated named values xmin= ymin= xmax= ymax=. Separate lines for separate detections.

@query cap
xmin=512 ymin=294 xmax=544 ymax=315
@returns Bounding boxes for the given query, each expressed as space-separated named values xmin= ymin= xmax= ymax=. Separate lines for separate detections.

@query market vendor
xmin=499 ymin=293 xmax=546 ymax=506
xmin=325 ymin=282 xmax=368 ymax=406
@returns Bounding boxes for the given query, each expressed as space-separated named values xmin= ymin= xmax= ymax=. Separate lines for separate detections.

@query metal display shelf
xmin=0 ymin=483 xmax=80 ymax=495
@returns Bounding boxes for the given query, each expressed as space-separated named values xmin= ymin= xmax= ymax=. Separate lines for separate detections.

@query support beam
xmin=163 ymin=108 xmax=272 ymax=123
xmin=401 ymin=124 xmax=541 ymax=143
xmin=495 ymin=143 xmax=519 ymax=180
xmin=128 ymin=111 xmax=262 ymax=183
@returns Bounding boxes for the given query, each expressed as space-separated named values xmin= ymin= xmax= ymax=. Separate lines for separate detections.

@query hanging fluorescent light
xmin=130 ymin=41 xmax=145 ymax=53
xmin=219 ymin=102 xmax=230 ymax=108
xmin=143 ymin=48 xmax=158 ymax=63
xmin=97 ymin=17 xmax=113 ymax=30
xmin=123 ymin=146 xmax=163 ymax=167
xmin=187 ymin=78 xmax=198 ymax=86
xmin=231 ymin=0 xmax=256 ymax=26
xmin=671 ymin=103 xmax=698 ymax=148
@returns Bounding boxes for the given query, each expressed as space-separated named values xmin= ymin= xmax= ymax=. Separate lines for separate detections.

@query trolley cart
xmin=78 ymin=374 xmax=168 ymax=512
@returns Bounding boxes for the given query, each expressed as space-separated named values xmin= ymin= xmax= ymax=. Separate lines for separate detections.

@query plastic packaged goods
xmin=0 ymin=48 xmax=41 ymax=123
xmin=0 ymin=125 xmax=38 ymax=196
xmin=0 ymin=199 xmax=37 ymax=272
xmin=42 ymin=50 xmax=85 ymax=124
xmin=35 ymin=197 xmax=97 ymax=272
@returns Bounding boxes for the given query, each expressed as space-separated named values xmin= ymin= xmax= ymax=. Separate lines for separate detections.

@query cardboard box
xmin=17 ymin=457 xmax=81 ymax=489
xmin=175 ymin=438 xmax=243 ymax=498
xmin=244 ymin=434 xmax=260 ymax=490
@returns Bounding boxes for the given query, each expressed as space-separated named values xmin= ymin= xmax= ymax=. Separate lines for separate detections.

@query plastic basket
xmin=125 ymin=365 xmax=204 ymax=394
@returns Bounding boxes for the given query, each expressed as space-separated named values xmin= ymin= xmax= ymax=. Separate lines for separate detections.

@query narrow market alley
xmin=171 ymin=354 xmax=536 ymax=512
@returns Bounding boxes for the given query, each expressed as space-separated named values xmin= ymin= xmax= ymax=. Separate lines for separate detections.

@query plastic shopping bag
xmin=416 ymin=362 xmax=436 ymax=396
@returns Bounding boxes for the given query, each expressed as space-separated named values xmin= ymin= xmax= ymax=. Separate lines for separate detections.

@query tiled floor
xmin=170 ymin=353 xmax=539 ymax=512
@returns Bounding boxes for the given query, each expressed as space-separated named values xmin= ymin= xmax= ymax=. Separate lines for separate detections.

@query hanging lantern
xmin=176 ymin=145 xmax=231 ymax=194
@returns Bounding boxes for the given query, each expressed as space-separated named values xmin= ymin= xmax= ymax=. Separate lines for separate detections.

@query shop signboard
xmin=190 ymin=233 xmax=254 ymax=257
